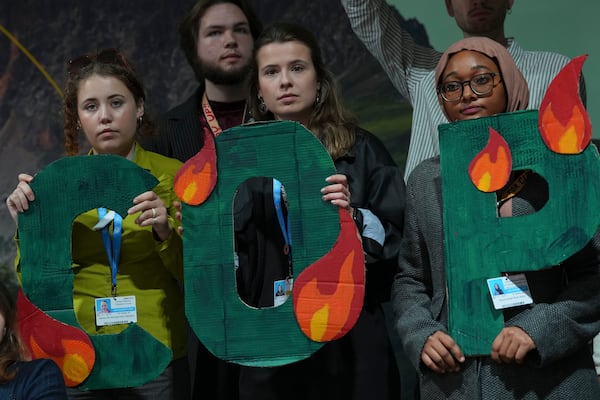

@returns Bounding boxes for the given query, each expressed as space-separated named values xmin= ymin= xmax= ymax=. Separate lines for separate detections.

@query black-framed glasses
xmin=67 ymin=48 xmax=130 ymax=76
xmin=438 ymin=72 xmax=502 ymax=102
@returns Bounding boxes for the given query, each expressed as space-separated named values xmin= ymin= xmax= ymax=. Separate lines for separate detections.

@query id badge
xmin=273 ymin=279 xmax=287 ymax=307
xmin=487 ymin=274 xmax=533 ymax=310
xmin=95 ymin=296 xmax=138 ymax=326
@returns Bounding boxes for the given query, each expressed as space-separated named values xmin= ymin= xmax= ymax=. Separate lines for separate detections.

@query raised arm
xmin=341 ymin=0 xmax=441 ymax=102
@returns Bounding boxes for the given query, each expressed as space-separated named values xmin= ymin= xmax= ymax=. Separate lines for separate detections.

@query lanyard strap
xmin=497 ymin=170 xmax=531 ymax=207
xmin=202 ymin=92 xmax=223 ymax=137
xmin=201 ymin=92 xmax=248 ymax=137
xmin=273 ymin=179 xmax=292 ymax=271
xmin=98 ymin=207 xmax=123 ymax=296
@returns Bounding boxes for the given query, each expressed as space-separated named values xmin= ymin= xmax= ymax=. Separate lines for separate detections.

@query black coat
xmin=141 ymin=87 xmax=205 ymax=162
xmin=336 ymin=126 xmax=405 ymax=305
xmin=234 ymin=126 xmax=406 ymax=309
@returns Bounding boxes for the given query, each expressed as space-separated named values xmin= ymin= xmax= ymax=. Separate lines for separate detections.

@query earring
xmin=258 ymin=96 xmax=268 ymax=114
xmin=138 ymin=116 xmax=143 ymax=126
xmin=315 ymin=88 xmax=321 ymax=106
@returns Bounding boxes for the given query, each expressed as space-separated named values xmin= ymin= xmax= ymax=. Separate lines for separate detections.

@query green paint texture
xmin=183 ymin=121 xmax=341 ymax=366
xmin=18 ymin=155 xmax=172 ymax=389
xmin=439 ymin=110 xmax=600 ymax=355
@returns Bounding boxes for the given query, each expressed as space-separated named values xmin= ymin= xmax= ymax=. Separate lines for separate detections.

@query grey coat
xmin=392 ymin=157 xmax=600 ymax=399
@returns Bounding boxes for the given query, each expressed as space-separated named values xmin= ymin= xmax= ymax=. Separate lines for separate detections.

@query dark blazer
xmin=143 ymin=83 xmax=242 ymax=400
xmin=336 ymin=126 xmax=406 ymax=305
xmin=0 ymin=359 xmax=68 ymax=400
xmin=142 ymin=86 xmax=205 ymax=163
xmin=393 ymin=157 xmax=600 ymax=399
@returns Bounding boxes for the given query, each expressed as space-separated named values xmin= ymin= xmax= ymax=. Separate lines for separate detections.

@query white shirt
xmin=341 ymin=0 xmax=584 ymax=180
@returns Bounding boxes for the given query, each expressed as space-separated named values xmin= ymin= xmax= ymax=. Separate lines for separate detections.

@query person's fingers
xmin=490 ymin=333 xmax=503 ymax=362
xmin=421 ymin=352 xmax=445 ymax=374
xmin=423 ymin=331 xmax=464 ymax=373
xmin=491 ymin=327 xmax=535 ymax=364
xmin=514 ymin=343 xmax=530 ymax=364
xmin=325 ymin=173 xmax=348 ymax=185
xmin=321 ymin=179 xmax=352 ymax=209
xmin=7 ymin=183 xmax=34 ymax=212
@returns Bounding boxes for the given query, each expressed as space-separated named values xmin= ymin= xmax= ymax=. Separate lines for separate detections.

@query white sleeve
xmin=341 ymin=0 xmax=442 ymax=101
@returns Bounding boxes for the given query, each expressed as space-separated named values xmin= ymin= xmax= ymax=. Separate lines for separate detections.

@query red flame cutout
xmin=468 ymin=127 xmax=512 ymax=192
xmin=293 ymin=209 xmax=365 ymax=342
xmin=538 ymin=55 xmax=591 ymax=154
xmin=174 ymin=126 xmax=217 ymax=205
xmin=17 ymin=289 xmax=95 ymax=387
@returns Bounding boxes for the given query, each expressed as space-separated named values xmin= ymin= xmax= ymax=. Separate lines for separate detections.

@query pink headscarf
xmin=434 ymin=37 xmax=529 ymax=121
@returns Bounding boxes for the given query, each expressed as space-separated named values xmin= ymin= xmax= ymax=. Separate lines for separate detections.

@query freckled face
xmin=440 ymin=50 xmax=507 ymax=122
xmin=77 ymin=74 xmax=143 ymax=157
xmin=256 ymin=41 xmax=319 ymax=126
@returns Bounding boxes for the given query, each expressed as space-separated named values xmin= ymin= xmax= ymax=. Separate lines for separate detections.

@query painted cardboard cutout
xmin=18 ymin=155 xmax=172 ymax=388
xmin=439 ymin=56 xmax=599 ymax=354
xmin=178 ymin=121 xmax=365 ymax=366
xmin=17 ymin=288 xmax=95 ymax=387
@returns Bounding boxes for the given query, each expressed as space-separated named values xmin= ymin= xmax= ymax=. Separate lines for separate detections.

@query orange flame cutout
xmin=30 ymin=336 xmax=94 ymax=387
xmin=293 ymin=209 xmax=365 ymax=342
xmin=539 ymin=54 xmax=591 ymax=154
xmin=468 ymin=127 xmax=512 ymax=192
xmin=174 ymin=126 xmax=217 ymax=205
xmin=17 ymin=289 xmax=95 ymax=387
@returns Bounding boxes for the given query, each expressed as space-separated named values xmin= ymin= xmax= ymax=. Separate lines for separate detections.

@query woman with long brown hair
xmin=240 ymin=21 xmax=406 ymax=400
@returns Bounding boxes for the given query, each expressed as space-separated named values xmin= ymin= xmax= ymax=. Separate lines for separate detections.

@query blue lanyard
xmin=273 ymin=179 xmax=292 ymax=261
xmin=98 ymin=207 xmax=123 ymax=296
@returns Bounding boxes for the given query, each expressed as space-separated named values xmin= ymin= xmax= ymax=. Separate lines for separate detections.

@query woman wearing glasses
xmin=6 ymin=49 xmax=189 ymax=399
xmin=392 ymin=37 xmax=600 ymax=399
